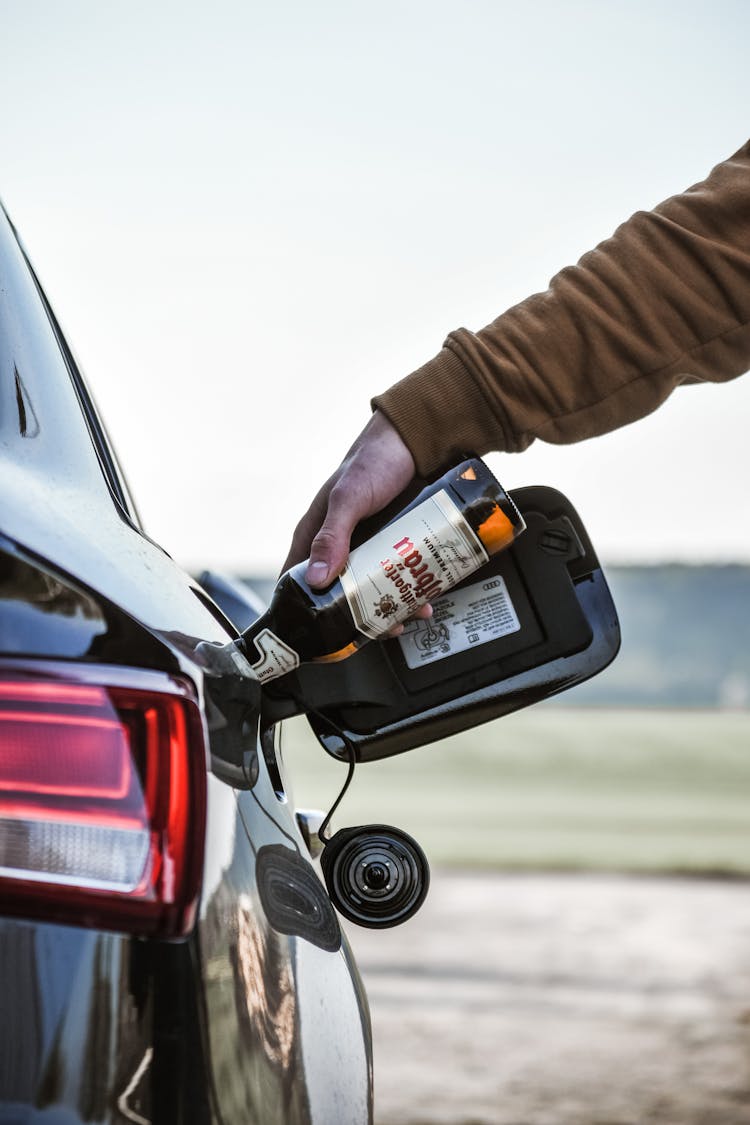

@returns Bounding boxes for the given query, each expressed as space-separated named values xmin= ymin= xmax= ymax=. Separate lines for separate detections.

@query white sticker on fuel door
xmin=397 ymin=575 xmax=521 ymax=669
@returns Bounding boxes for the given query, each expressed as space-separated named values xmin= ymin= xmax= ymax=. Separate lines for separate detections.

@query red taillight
xmin=0 ymin=664 xmax=207 ymax=937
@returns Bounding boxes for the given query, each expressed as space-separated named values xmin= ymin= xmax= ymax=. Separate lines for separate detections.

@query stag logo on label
xmin=373 ymin=594 xmax=398 ymax=619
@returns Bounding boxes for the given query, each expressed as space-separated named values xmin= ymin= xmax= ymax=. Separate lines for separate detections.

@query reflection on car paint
xmin=295 ymin=938 xmax=372 ymax=1125
xmin=116 ymin=1048 xmax=152 ymax=1124
xmin=256 ymin=844 xmax=341 ymax=953
xmin=0 ymin=923 xmax=131 ymax=1114
xmin=200 ymin=833 xmax=310 ymax=1122
xmin=0 ymin=550 xmax=106 ymax=657
xmin=14 ymin=368 xmax=40 ymax=439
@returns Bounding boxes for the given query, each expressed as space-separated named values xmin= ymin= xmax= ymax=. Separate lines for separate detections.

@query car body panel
xmin=0 ymin=200 xmax=373 ymax=1123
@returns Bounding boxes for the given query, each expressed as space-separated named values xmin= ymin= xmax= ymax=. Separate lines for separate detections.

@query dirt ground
xmin=344 ymin=871 xmax=750 ymax=1125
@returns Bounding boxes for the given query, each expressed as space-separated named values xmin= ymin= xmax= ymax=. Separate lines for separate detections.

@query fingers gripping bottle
xmin=239 ymin=458 xmax=525 ymax=686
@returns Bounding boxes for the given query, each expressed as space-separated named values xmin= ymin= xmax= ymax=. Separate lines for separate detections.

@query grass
xmin=279 ymin=707 xmax=750 ymax=875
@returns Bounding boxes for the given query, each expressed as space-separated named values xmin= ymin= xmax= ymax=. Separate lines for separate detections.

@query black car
xmin=0 ymin=199 xmax=619 ymax=1123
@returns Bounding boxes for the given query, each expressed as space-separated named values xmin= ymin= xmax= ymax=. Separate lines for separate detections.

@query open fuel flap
xmin=263 ymin=486 xmax=620 ymax=763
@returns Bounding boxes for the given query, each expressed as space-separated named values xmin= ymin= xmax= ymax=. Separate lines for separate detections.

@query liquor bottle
xmin=239 ymin=457 xmax=525 ymax=685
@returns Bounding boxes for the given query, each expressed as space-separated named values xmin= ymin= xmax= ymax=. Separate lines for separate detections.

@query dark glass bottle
xmin=238 ymin=457 xmax=525 ymax=685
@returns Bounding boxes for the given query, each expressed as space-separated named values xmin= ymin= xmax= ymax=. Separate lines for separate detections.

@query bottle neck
xmin=240 ymin=611 xmax=301 ymax=684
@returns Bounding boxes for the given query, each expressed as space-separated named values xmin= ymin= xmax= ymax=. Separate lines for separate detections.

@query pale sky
xmin=2 ymin=0 xmax=749 ymax=572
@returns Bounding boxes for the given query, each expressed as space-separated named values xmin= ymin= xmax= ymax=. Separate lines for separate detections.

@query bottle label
xmin=340 ymin=490 xmax=488 ymax=640
xmin=397 ymin=574 xmax=521 ymax=669
xmin=247 ymin=627 xmax=300 ymax=683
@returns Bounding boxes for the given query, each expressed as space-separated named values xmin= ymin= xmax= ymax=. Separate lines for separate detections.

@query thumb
xmin=305 ymin=482 xmax=366 ymax=588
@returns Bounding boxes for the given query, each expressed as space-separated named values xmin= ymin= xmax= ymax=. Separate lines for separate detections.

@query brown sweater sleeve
xmin=373 ymin=140 xmax=750 ymax=476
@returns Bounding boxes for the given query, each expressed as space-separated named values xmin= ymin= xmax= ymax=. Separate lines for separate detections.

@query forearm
xmin=374 ymin=140 xmax=750 ymax=475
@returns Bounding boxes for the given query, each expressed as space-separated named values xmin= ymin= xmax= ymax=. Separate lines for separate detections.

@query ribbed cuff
xmin=371 ymin=345 xmax=508 ymax=477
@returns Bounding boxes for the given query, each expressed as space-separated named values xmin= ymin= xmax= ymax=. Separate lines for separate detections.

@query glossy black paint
xmin=0 ymin=200 xmax=373 ymax=1123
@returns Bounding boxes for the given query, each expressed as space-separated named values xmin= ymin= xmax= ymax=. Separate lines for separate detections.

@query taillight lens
xmin=0 ymin=663 xmax=207 ymax=937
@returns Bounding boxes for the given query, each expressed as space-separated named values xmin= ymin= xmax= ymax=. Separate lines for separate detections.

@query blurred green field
xmin=280 ymin=708 xmax=750 ymax=874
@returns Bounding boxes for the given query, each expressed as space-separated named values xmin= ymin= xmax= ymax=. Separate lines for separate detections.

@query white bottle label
xmin=247 ymin=627 xmax=300 ymax=683
xmin=340 ymin=490 xmax=488 ymax=640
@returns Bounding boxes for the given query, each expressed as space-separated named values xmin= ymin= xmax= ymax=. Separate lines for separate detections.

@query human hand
xmin=283 ymin=410 xmax=415 ymax=582
xmin=282 ymin=410 xmax=433 ymax=629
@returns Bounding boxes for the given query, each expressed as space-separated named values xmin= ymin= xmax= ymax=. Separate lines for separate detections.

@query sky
xmin=1 ymin=0 xmax=749 ymax=572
